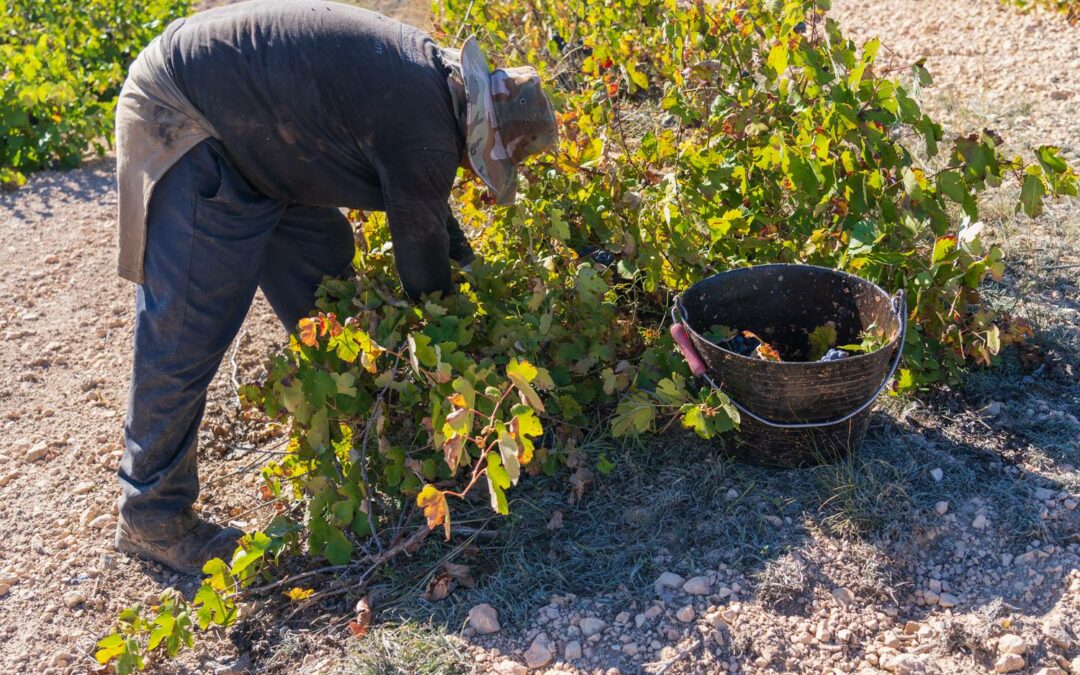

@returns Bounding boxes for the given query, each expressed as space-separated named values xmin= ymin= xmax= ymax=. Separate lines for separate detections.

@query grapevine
xmin=94 ymin=0 xmax=1077 ymax=671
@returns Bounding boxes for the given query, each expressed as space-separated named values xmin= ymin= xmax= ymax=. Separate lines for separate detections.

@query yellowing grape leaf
xmin=444 ymin=407 xmax=470 ymax=432
xmin=507 ymin=358 xmax=545 ymax=411
xmin=497 ymin=424 xmax=521 ymax=484
xmin=331 ymin=372 xmax=357 ymax=396
xmin=767 ymin=44 xmax=788 ymax=76
xmin=486 ymin=453 xmax=512 ymax=515
xmin=284 ymin=587 xmax=315 ymax=602
xmin=447 ymin=392 xmax=467 ymax=408
xmin=417 ymin=485 xmax=451 ymax=539
xmin=298 ymin=318 xmax=319 ymax=347
xmin=442 ymin=433 xmax=465 ymax=474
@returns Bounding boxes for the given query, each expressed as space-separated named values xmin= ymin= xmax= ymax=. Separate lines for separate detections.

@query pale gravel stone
xmin=62 ymin=591 xmax=85 ymax=609
xmin=563 ymin=640 xmax=582 ymax=661
xmin=998 ymin=634 xmax=1027 ymax=655
xmin=1042 ymin=616 xmax=1075 ymax=651
xmin=682 ymin=575 xmax=711 ymax=596
xmin=579 ymin=617 xmax=606 ymax=637
xmin=468 ymin=604 xmax=501 ymax=634
xmin=88 ymin=514 xmax=114 ymax=530
xmin=994 ymin=653 xmax=1025 ymax=673
xmin=938 ymin=593 xmax=959 ymax=608
xmin=523 ymin=633 xmax=553 ymax=670
xmin=832 ymin=587 xmax=855 ymax=606
xmin=654 ymin=572 xmax=684 ymax=590
xmin=25 ymin=441 xmax=48 ymax=462
xmin=492 ymin=660 xmax=527 ymax=675
xmin=883 ymin=652 xmax=929 ymax=674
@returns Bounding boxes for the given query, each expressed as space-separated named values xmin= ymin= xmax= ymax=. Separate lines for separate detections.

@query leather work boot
xmin=115 ymin=511 xmax=243 ymax=576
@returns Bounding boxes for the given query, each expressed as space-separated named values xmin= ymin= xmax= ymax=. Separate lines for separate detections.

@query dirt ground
xmin=0 ymin=1 xmax=1078 ymax=674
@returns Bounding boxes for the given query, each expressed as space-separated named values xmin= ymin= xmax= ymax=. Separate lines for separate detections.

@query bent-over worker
xmin=113 ymin=0 xmax=558 ymax=574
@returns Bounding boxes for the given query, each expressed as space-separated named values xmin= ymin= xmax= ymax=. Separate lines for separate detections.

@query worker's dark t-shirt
xmin=159 ymin=0 xmax=463 ymax=298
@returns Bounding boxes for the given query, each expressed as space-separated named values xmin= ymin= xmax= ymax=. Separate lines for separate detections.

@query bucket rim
xmin=675 ymin=263 xmax=903 ymax=368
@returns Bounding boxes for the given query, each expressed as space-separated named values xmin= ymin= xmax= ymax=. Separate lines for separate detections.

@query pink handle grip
xmin=670 ymin=323 xmax=707 ymax=377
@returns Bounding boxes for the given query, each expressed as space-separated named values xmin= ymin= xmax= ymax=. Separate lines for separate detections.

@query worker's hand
xmin=446 ymin=213 xmax=475 ymax=266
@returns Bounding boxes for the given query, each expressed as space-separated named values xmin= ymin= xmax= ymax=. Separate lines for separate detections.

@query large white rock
xmin=467 ymin=603 xmax=501 ymax=634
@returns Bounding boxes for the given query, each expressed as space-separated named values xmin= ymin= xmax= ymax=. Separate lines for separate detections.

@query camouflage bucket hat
xmin=460 ymin=36 xmax=558 ymax=205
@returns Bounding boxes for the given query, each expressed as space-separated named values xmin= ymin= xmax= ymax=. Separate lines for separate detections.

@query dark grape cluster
xmin=819 ymin=348 xmax=850 ymax=362
xmin=591 ymin=250 xmax=616 ymax=266
xmin=720 ymin=333 xmax=762 ymax=358
xmin=575 ymin=245 xmax=616 ymax=267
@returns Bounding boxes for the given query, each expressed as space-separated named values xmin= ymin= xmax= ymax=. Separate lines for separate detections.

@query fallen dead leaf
xmin=348 ymin=597 xmax=371 ymax=639
xmin=423 ymin=574 xmax=452 ymax=602
xmin=444 ymin=562 xmax=476 ymax=589
xmin=569 ymin=468 xmax=593 ymax=505
xmin=546 ymin=510 xmax=564 ymax=530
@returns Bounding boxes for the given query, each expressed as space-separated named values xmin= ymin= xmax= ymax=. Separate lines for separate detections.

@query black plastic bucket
xmin=670 ymin=264 xmax=905 ymax=468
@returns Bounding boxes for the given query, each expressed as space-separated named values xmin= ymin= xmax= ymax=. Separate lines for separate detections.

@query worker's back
xmin=159 ymin=0 xmax=462 ymax=209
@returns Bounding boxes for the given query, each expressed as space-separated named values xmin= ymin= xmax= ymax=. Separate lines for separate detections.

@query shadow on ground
xmin=315 ymin=347 xmax=1077 ymax=672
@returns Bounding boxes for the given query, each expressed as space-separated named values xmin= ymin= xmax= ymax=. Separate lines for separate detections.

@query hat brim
xmin=461 ymin=36 xmax=517 ymax=205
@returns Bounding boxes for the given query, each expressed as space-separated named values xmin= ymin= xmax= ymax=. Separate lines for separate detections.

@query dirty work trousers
xmin=118 ymin=139 xmax=355 ymax=539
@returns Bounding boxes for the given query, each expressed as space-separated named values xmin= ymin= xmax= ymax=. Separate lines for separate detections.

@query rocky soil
xmin=0 ymin=159 xmax=283 ymax=673
xmin=830 ymin=0 xmax=1080 ymax=164
xmin=0 ymin=0 xmax=1078 ymax=674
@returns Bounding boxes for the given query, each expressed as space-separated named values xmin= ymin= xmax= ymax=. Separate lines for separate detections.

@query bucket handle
xmin=669 ymin=290 xmax=907 ymax=430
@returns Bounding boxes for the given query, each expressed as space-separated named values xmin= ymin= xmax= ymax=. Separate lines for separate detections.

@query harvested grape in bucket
xmin=703 ymin=319 xmax=888 ymax=362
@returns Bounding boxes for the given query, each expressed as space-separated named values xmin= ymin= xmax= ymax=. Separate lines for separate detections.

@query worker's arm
xmin=378 ymin=155 xmax=457 ymax=300
xmin=446 ymin=212 xmax=474 ymax=265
